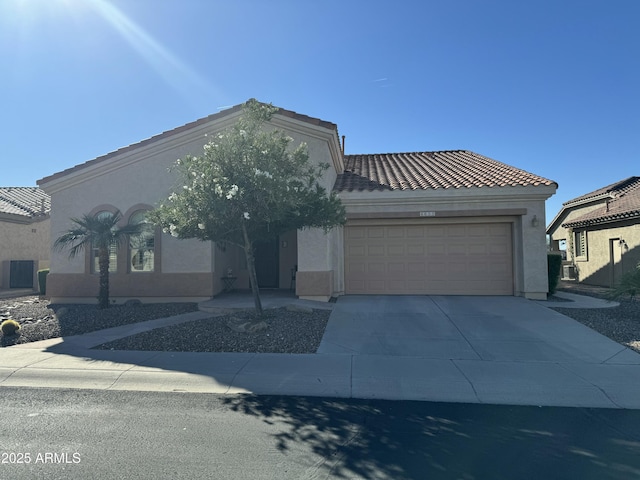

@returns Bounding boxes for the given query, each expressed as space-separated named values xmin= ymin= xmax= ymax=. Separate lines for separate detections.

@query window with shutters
xmin=574 ymin=230 xmax=588 ymax=261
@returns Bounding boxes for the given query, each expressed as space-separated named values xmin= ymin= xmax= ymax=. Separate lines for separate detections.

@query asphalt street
xmin=1 ymin=388 xmax=640 ymax=479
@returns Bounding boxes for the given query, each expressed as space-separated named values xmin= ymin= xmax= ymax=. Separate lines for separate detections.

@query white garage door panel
xmin=345 ymin=222 xmax=513 ymax=295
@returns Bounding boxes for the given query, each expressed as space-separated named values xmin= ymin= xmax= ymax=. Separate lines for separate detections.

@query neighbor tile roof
xmin=38 ymin=100 xmax=338 ymax=186
xmin=334 ymin=150 xmax=556 ymax=192
xmin=562 ymin=176 xmax=638 ymax=205
xmin=0 ymin=187 xmax=51 ymax=218
xmin=562 ymin=176 xmax=640 ymax=228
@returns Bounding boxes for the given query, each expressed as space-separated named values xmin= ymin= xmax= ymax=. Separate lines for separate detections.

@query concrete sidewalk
xmin=1 ymin=293 xmax=640 ymax=409
xmin=534 ymin=291 xmax=619 ymax=309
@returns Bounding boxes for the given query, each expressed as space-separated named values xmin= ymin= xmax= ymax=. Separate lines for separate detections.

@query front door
xmin=609 ymin=238 xmax=623 ymax=287
xmin=254 ymin=237 xmax=279 ymax=288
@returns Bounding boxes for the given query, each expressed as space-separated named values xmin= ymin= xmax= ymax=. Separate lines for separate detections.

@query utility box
xmin=562 ymin=265 xmax=576 ymax=280
xmin=9 ymin=260 xmax=35 ymax=289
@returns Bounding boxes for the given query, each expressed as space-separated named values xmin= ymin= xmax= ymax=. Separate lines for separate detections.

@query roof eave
xmin=562 ymin=210 xmax=640 ymax=229
xmin=547 ymin=195 xmax=613 ymax=233
xmin=38 ymin=100 xmax=340 ymax=190
xmin=562 ymin=192 xmax=614 ymax=208
xmin=0 ymin=211 xmax=48 ymax=224
xmin=338 ymin=183 xmax=557 ymax=202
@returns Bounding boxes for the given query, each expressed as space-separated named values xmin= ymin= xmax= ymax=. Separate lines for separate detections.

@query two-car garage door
xmin=344 ymin=221 xmax=513 ymax=295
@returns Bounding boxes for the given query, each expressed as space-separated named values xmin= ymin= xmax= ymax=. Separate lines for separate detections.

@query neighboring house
xmin=547 ymin=177 xmax=640 ymax=287
xmin=0 ymin=187 xmax=51 ymax=290
xmin=38 ymin=101 xmax=557 ymax=303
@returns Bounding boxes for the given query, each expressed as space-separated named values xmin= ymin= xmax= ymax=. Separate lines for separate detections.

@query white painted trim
xmin=270 ymin=115 xmax=343 ymax=174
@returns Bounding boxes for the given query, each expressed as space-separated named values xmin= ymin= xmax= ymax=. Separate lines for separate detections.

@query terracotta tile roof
xmin=334 ymin=150 xmax=556 ymax=192
xmin=0 ymin=187 xmax=51 ymax=218
xmin=562 ymin=176 xmax=640 ymax=228
xmin=38 ymin=100 xmax=338 ymax=186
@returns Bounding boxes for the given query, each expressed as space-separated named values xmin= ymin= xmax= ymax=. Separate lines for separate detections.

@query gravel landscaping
xmin=94 ymin=307 xmax=330 ymax=353
xmin=551 ymin=301 xmax=640 ymax=352
xmin=0 ymin=295 xmax=330 ymax=353
xmin=1 ymin=291 xmax=639 ymax=354
xmin=553 ymin=284 xmax=640 ymax=353
xmin=0 ymin=296 xmax=198 ymax=347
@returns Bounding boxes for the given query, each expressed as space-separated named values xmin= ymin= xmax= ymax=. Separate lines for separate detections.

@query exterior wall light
xmin=531 ymin=215 xmax=540 ymax=228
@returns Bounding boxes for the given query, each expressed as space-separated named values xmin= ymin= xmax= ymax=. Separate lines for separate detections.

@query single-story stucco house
xmin=0 ymin=187 xmax=51 ymax=290
xmin=547 ymin=176 xmax=640 ymax=286
xmin=38 ymin=101 xmax=557 ymax=303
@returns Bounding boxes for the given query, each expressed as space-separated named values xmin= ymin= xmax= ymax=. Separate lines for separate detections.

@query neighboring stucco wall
xmin=0 ymin=217 xmax=50 ymax=290
xmin=570 ymin=222 xmax=640 ymax=286
xmin=547 ymin=200 xmax=605 ymax=255
xmin=548 ymin=200 xmax=640 ymax=287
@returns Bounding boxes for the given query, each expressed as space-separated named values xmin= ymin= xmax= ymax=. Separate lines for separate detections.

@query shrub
xmin=607 ymin=262 xmax=640 ymax=301
xmin=547 ymin=254 xmax=562 ymax=295
xmin=38 ymin=269 xmax=50 ymax=295
xmin=1 ymin=319 xmax=21 ymax=336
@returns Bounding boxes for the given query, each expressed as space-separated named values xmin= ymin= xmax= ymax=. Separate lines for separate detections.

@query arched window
xmin=92 ymin=211 xmax=118 ymax=273
xmin=129 ymin=211 xmax=155 ymax=272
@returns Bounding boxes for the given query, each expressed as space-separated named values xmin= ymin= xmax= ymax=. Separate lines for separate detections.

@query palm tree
xmin=54 ymin=211 xmax=144 ymax=309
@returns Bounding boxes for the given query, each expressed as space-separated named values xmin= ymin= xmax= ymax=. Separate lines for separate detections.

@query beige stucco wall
xmin=0 ymin=217 xmax=50 ymax=289
xmin=520 ymin=198 xmax=550 ymax=298
xmin=297 ymin=227 xmax=343 ymax=301
xmin=40 ymin=111 xmax=342 ymax=301
xmin=268 ymin=116 xmax=343 ymax=300
xmin=47 ymin=132 xmax=214 ymax=277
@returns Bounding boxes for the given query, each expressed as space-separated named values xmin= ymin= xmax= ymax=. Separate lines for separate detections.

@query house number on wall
xmin=419 ymin=211 xmax=436 ymax=217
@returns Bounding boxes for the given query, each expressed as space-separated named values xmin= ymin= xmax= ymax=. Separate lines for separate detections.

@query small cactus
xmin=1 ymin=319 xmax=21 ymax=336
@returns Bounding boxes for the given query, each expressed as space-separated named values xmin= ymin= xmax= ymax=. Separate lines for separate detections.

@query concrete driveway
xmin=314 ymin=295 xmax=640 ymax=406
xmin=318 ymin=295 xmax=634 ymax=364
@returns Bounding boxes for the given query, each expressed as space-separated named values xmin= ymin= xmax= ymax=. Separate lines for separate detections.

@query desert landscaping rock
xmin=286 ymin=304 xmax=314 ymax=314
xmin=225 ymin=316 xmax=268 ymax=333
xmin=94 ymin=307 xmax=331 ymax=354
xmin=551 ymin=301 xmax=640 ymax=353
xmin=0 ymin=296 xmax=198 ymax=347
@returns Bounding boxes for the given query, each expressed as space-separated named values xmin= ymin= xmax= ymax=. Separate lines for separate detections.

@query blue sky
xmin=2 ymin=0 xmax=638 ymax=224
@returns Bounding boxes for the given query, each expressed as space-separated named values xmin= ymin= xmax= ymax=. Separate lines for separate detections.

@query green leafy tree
xmin=148 ymin=99 xmax=346 ymax=315
xmin=54 ymin=211 xmax=144 ymax=309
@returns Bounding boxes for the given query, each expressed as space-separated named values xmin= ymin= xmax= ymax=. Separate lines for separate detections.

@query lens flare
xmin=85 ymin=0 xmax=224 ymax=107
